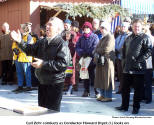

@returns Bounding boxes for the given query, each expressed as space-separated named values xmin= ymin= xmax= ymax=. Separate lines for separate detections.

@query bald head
xmin=2 ymin=22 xmax=10 ymax=34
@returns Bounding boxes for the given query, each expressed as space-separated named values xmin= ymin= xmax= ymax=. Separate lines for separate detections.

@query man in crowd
xmin=115 ymin=20 xmax=131 ymax=94
xmin=10 ymin=17 xmax=70 ymax=112
xmin=92 ymin=18 xmax=102 ymax=39
xmin=0 ymin=22 xmax=14 ymax=85
xmin=115 ymin=19 xmax=152 ymax=114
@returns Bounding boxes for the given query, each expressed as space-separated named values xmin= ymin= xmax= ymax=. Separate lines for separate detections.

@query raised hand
xmin=10 ymin=29 xmax=22 ymax=43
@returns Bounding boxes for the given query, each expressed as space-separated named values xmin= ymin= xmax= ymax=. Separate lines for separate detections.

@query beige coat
xmin=0 ymin=32 xmax=13 ymax=60
xmin=94 ymin=33 xmax=115 ymax=90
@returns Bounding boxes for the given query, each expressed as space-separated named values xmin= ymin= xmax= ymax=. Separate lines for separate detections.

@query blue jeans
xmin=15 ymin=60 xmax=32 ymax=87
xmin=99 ymin=84 xmax=112 ymax=98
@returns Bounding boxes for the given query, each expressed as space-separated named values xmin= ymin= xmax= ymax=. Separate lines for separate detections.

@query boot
xmin=82 ymin=91 xmax=90 ymax=97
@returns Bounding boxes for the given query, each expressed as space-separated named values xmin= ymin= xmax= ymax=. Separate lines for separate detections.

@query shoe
xmin=115 ymin=106 xmax=128 ymax=111
xmin=12 ymin=86 xmax=23 ymax=92
xmin=115 ymin=91 xmax=121 ymax=94
xmin=96 ymin=96 xmax=104 ymax=101
xmin=132 ymin=108 xmax=139 ymax=114
xmin=24 ymin=87 xmax=32 ymax=91
xmin=146 ymin=101 xmax=152 ymax=104
xmin=82 ymin=91 xmax=90 ymax=97
xmin=100 ymin=98 xmax=112 ymax=102
xmin=95 ymin=93 xmax=101 ymax=98
xmin=1 ymin=82 xmax=7 ymax=85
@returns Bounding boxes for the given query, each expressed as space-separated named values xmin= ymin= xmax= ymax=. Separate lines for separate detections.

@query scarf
xmin=83 ymin=31 xmax=92 ymax=38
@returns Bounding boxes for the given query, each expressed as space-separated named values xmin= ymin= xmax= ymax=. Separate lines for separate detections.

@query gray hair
xmin=92 ymin=18 xmax=100 ymax=24
xmin=49 ymin=17 xmax=64 ymax=35
xmin=2 ymin=22 xmax=9 ymax=28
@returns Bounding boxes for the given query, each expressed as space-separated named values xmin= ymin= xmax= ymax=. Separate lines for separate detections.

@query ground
xmin=0 ymin=82 xmax=154 ymax=117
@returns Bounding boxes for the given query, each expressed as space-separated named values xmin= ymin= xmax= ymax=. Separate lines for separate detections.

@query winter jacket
xmin=122 ymin=33 xmax=152 ymax=74
xmin=0 ymin=32 xmax=13 ymax=60
xmin=75 ymin=33 xmax=99 ymax=57
xmin=18 ymin=35 xmax=69 ymax=85
xmin=12 ymin=33 xmax=33 ymax=62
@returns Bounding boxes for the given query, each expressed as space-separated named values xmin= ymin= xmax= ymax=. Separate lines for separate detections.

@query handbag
xmin=97 ymin=55 xmax=106 ymax=65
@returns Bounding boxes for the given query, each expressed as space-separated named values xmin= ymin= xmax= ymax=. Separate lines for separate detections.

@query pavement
xmin=0 ymin=82 xmax=154 ymax=117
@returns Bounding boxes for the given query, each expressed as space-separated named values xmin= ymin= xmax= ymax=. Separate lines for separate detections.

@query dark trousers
xmin=38 ymin=82 xmax=64 ymax=112
xmin=143 ymin=69 xmax=153 ymax=102
xmin=115 ymin=59 xmax=123 ymax=92
xmin=1 ymin=60 xmax=14 ymax=83
xmin=122 ymin=73 xmax=144 ymax=110
xmin=83 ymin=65 xmax=95 ymax=93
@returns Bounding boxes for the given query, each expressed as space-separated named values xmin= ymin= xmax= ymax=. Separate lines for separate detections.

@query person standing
xmin=115 ymin=19 xmax=152 ymax=114
xmin=11 ymin=17 xmax=70 ymax=112
xmin=94 ymin=21 xmax=115 ymax=102
xmin=76 ymin=21 xmax=99 ymax=97
xmin=115 ymin=21 xmax=131 ymax=94
xmin=12 ymin=23 xmax=33 ymax=92
xmin=71 ymin=21 xmax=82 ymax=91
xmin=0 ymin=22 xmax=14 ymax=85
xmin=92 ymin=18 xmax=102 ymax=39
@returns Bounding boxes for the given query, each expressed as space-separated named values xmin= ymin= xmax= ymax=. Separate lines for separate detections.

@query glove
xmin=13 ymin=48 xmax=19 ymax=55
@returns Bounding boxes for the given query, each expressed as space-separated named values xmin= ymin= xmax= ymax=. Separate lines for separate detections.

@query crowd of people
xmin=0 ymin=16 xmax=154 ymax=114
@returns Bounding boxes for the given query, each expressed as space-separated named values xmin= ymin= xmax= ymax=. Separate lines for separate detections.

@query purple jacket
xmin=75 ymin=33 xmax=99 ymax=57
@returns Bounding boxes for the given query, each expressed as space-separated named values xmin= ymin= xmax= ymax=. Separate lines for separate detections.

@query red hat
xmin=82 ymin=22 xmax=92 ymax=30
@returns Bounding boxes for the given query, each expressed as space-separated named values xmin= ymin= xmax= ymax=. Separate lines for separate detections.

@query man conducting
xmin=10 ymin=17 xmax=70 ymax=112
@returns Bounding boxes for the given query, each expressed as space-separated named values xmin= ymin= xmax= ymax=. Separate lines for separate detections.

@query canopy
xmin=121 ymin=0 xmax=154 ymax=14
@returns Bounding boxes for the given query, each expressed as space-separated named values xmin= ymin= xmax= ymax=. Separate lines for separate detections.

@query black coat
xmin=122 ymin=33 xmax=152 ymax=74
xmin=18 ymin=35 xmax=69 ymax=84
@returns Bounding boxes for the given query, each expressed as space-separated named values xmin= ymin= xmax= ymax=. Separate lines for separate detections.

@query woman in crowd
xmin=63 ymin=31 xmax=75 ymax=95
xmin=94 ymin=21 xmax=115 ymax=102
xmin=76 ymin=21 xmax=99 ymax=97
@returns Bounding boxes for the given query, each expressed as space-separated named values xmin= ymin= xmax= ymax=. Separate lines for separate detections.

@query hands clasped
xmin=31 ymin=58 xmax=43 ymax=69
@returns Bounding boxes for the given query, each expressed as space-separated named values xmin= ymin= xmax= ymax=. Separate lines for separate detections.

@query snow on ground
xmin=0 ymin=82 xmax=154 ymax=116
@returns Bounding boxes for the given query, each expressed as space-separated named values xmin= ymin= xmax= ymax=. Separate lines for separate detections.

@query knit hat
xmin=72 ymin=21 xmax=79 ymax=28
xmin=64 ymin=19 xmax=72 ymax=25
xmin=82 ymin=22 xmax=92 ymax=30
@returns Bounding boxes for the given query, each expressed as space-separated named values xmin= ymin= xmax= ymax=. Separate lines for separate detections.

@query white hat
xmin=100 ymin=21 xmax=111 ymax=31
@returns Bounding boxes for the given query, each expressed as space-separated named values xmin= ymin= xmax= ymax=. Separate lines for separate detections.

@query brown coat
xmin=0 ymin=32 xmax=13 ymax=60
xmin=94 ymin=33 xmax=115 ymax=90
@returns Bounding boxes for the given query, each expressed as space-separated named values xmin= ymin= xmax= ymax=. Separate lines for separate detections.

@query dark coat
xmin=122 ymin=33 xmax=152 ymax=74
xmin=0 ymin=32 xmax=13 ymax=60
xmin=18 ymin=35 xmax=69 ymax=85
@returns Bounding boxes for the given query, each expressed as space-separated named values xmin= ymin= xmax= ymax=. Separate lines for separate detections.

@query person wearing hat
xmin=115 ymin=21 xmax=131 ymax=94
xmin=76 ymin=21 xmax=99 ymax=97
xmin=12 ymin=23 xmax=34 ymax=92
xmin=93 ymin=21 xmax=115 ymax=102
xmin=71 ymin=20 xmax=82 ymax=92
xmin=61 ymin=19 xmax=72 ymax=38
